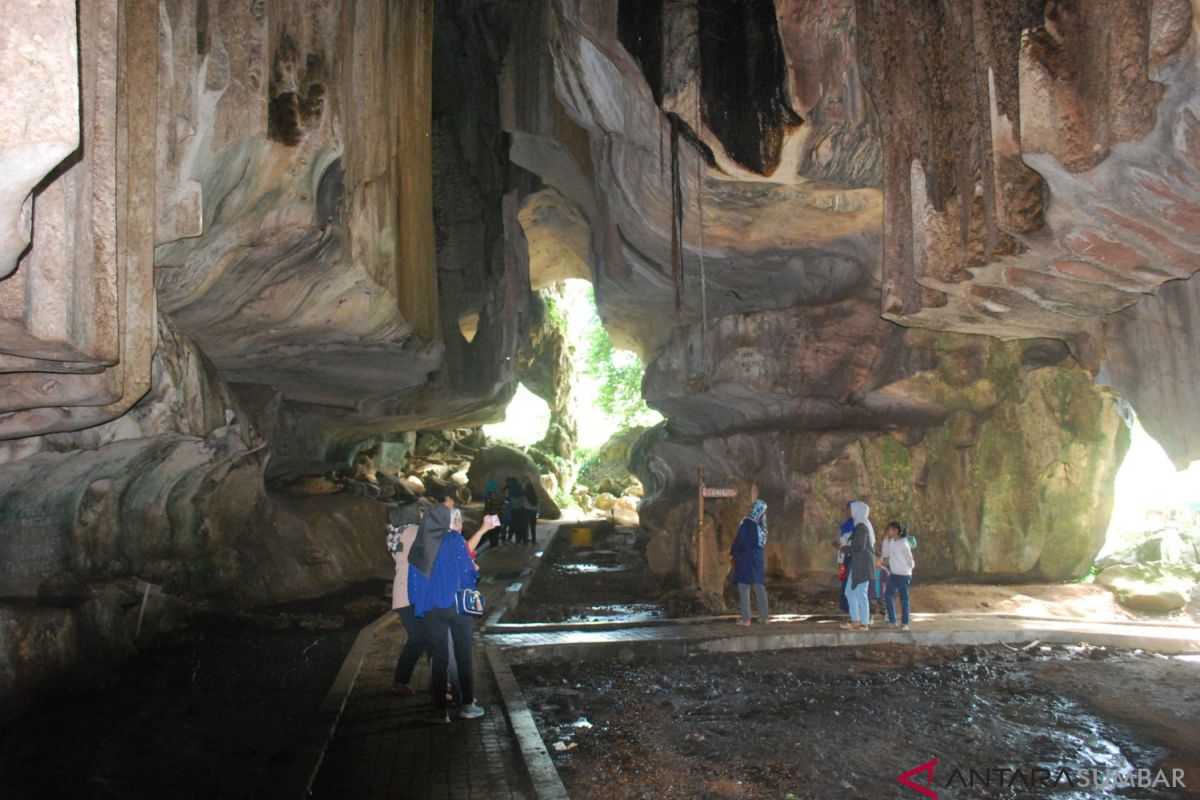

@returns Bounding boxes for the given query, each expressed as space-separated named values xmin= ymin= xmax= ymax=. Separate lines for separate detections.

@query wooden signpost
xmin=697 ymin=466 xmax=737 ymax=587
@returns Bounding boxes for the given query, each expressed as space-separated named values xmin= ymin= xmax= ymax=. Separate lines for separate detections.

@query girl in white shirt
xmin=880 ymin=522 xmax=915 ymax=630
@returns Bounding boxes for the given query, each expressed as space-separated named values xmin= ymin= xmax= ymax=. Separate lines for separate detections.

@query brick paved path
xmin=309 ymin=528 xmax=557 ymax=800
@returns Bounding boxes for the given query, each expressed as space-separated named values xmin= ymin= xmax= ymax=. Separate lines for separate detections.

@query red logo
xmin=898 ymin=758 xmax=939 ymax=798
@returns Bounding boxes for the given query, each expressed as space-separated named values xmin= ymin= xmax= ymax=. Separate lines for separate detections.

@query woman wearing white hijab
xmin=840 ymin=500 xmax=876 ymax=630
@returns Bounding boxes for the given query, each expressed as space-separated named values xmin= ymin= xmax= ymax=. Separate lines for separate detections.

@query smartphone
xmin=485 ymin=514 xmax=500 ymax=527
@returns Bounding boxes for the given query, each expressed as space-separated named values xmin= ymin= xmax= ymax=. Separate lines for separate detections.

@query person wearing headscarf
xmin=730 ymin=499 xmax=770 ymax=626
xmin=840 ymin=499 xmax=877 ymax=630
xmin=387 ymin=502 xmax=428 ymax=695
xmin=407 ymin=493 xmax=486 ymax=723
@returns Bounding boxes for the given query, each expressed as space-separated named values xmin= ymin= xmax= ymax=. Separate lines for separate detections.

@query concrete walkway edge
xmin=280 ymin=610 xmax=397 ymax=800
xmin=485 ymin=644 xmax=570 ymax=800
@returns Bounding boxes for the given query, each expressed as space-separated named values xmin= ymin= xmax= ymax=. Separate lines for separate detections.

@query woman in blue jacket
xmin=408 ymin=495 xmax=485 ymax=723
xmin=730 ymin=499 xmax=770 ymax=626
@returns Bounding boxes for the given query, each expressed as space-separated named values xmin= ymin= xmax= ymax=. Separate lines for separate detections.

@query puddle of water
xmin=564 ymin=604 xmax=666 ymax=623
xmin=554 ymin=563 xmax=627 ymax=574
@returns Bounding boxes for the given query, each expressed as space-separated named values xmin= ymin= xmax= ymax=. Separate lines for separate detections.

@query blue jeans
xmin=845 ymin=580 xmax=870 ymax=625
xmin=885 ymin=574 xmax=911 ymax=625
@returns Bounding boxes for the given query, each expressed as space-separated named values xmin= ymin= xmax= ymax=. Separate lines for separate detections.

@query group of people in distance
xmin=482 ymin=476 xmax=540 ymax=547
xmin=729 ymin=498 xmax=916 ymax=630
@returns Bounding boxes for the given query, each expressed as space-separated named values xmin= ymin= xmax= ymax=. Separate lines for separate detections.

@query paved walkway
xmin=295 ymin=520 xmax=1200 ymax=799
xmin=489 ymin=611 xmax=1200 ymax=666
xmin=302 ymin=526 xmax=560 ymax=800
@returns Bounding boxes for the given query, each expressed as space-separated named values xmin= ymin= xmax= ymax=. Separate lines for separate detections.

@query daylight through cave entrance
xmin=485 ymin=278 xmax=661 ymax=502
xmin=1099 ymin=413 xmax=1200 ymax=565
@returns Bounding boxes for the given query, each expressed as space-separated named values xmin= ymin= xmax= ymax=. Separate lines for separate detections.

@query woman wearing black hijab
xmin=407 ymin=493 xmax=486 ymax=723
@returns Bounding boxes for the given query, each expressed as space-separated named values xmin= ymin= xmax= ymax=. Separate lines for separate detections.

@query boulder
xmin=1096 ymin=563 xmax=1198 ymax=614
xmin=1095 ymin=528 xmax=1200 ymax=571
xmin=580 ymin=427 xmax=650 ymax=489
xmin=399 ymin=475 xmax=425 ymax=496
xmin=1117 ymin=587 xmax=1191 ymax=614
xmin=595 ymin=492 xmax=617 ymax=511
xmin=623 ymin=477 xmax=645 ymax=498
xmin=572 ymin=487 xmax=594 ymax=512
xmin=616 ymin=495 xmax=640 ymax=512
xmin=612 ymin=506 xmax=640 ymax=528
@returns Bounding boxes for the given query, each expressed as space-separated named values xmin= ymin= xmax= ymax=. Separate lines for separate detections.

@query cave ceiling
xmin=1 ymin=0 xmax=1199 ymax=469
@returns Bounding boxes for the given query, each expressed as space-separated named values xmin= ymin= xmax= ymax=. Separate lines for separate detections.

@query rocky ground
xmin=0 ymin=583 xmax=388 ymax=800
xmin=518 ymin=645 xmax=1200 ymax=800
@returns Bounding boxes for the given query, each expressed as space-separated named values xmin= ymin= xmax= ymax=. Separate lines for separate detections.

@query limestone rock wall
xmin=638 ymin=322 xmax=1128 ymax=588
xmin=507 ymin=0 xmax=1179 ymax=588
xmin=0 ymin=1 xmax=525 ymax=704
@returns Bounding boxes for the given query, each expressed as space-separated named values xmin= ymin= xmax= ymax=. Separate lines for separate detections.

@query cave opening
xmin=1095 ymin=413 xmax=1200 ymax=603
xmin=482 ymin=383 xmax=551 ymax=448
xmin=485 ymin=277 xmax=661 ymax=508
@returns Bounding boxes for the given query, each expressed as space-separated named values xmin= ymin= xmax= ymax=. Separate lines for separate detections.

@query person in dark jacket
xmin=522 ymin=479 xmax=540 ymax=545
xmin=730 ymin=499 xmax=770 ymax=626
xmin=388 ymin=502 xmax=428 ymax=695
xmin=840 ymin=500 xmax=876 ymax=630
xmin=504 ymin=476 xmax=525 ymax=544
xmin=483 ymin=489 xmax=504 ymax=549
xmin=408 ymin=494 xmax=486 ymax=723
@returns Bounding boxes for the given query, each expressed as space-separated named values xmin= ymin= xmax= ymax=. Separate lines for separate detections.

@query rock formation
xmin=0 ymin=0 xmax=529 ymax=701
xmin=507 ymin=0 xmax=1195 ymax=590
xmin=3 ymin=0 xmax=1200 ymax=697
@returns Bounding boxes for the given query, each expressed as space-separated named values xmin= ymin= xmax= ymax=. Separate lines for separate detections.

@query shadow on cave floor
xmin=0 ymin=582 xmax=389 ymax=800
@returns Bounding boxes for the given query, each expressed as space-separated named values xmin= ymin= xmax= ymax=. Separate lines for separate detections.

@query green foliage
xmin=582 ymin=300 xmax=657 ymax=427
xmin=543 ymin=294 xmax=568 ymax=332
xmin=554 ymin=487 xmax=573 ymax=510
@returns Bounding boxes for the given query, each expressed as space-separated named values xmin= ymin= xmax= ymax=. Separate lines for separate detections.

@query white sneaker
xmin=459 ymin=703 xmax=486 ymax=720
xmin=901 ymin=624 xmax=910 ymax=631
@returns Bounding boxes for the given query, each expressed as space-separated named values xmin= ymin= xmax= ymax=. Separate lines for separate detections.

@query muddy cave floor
xmin=518 ymin=644 xmax=1200 ymax=800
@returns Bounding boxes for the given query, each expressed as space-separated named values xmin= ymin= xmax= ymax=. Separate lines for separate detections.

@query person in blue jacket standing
xmin=408 ymin=492 xmax=486 ymax=724
xmin=730 ymin=499 xmax=770 ymax=626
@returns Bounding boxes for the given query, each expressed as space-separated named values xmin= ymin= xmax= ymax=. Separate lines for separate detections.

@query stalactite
xmin=695 ymin=61 xmax=707 ymax=347
xmin=669 ymin=113 xmax=685 ymax=317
